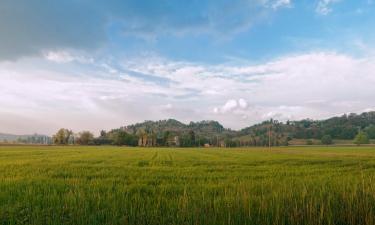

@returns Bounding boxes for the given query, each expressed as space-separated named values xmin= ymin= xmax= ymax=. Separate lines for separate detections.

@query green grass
xmin=2 ymin=146 xmax=375 ymax=225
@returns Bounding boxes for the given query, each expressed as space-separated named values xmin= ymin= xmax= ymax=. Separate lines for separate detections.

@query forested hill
xmin=121 ymin=119 xmax=236 ymax=139
xmin=6 ymin=111 xmax=375 ymax=146
xmin=99 ymin=119 xmax=237 ymax=147
xmin=109 ymin=111 xmax=375 ymax=146
xmin=232 ymin=111 xmax=375 ymax=146
xmin=243 ymin=111 xmax=375 ymax=139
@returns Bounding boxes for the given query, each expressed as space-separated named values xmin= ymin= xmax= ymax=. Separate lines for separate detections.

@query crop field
xmin=2 ymin=146 xmax=375 ymax=225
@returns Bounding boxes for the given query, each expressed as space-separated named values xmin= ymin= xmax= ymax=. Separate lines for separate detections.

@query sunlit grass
xmin=1 ymin=146 xmax=375 ymax=224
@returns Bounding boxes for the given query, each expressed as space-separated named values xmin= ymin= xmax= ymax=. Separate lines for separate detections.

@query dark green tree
xmin=364 ymin=125 xmax=375 ymax=139
xmin=189 ymin=130 xmax=196 ymax=146
xmin=110 ymin=130 xmax=138 ymax=146
xmin=321 ymin=135 xmax=333 ymax=145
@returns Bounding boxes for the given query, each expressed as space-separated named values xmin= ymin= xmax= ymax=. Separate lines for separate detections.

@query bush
xmin=354 ymin=131 xmax=370 ymax=146
xmin=321 ymin=135 xmax=333 ymax=145
xmin=76 ymin=131 xmax=94 ymax=145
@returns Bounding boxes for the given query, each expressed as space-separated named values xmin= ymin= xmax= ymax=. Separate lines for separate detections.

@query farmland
xmin=2 ymin=146 xmax=375 ymax=225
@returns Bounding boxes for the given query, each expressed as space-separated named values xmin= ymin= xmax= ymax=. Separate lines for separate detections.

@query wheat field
xmin=1 ymin=146 xmax=375 ymax=225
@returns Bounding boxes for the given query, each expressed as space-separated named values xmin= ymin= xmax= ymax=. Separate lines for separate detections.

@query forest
xmin=46 ymin=111 xmax=375 ymax=147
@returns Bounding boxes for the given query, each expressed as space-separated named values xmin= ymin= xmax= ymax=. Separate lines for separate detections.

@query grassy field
xmin=2 ymin=146 xmax=375 ymax=225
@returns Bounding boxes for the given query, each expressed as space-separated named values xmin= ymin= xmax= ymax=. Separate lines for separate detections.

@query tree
xmin=110 ymin=130 xmax=138 ymax=146
xmin=94 ymin=130 xmax=111 ymax=145
xmin=189 ymin=130 xmax=196 ymax=146
xmin=76 ymin=131 xmax=94 ymax=145
xmin=321 ymin=135 xmax=333 ymax=145
xmin=364 ymin=125 xmax=375 ymax=139
xmin=163 ymin=131 xmax=170 ymax=146
xmin=100 ymin=130 xmax=107 ymax=138
xmin=53 ymin=128 xmax=73 ymax=145
xmin=354 ymin=131 xmax=370 ymax=145
xmin=111 ymin=130 xmax=127 ymax=146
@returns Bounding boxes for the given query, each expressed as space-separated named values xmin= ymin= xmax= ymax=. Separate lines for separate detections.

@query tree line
xmin=51 ymin=112 xmax=375 ymax=146
xmin=51 ymin=128 xmax=371 ymax=147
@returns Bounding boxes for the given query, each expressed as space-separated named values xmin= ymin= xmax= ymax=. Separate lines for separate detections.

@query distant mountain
xmin=0 ymin=133 xmax=51 ymax=144
xmin=0 ymin=133 xmax=21 ymax=142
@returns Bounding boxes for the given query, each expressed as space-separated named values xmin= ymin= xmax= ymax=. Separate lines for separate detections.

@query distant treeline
xmin=0 ymin=134 xmax=52 ymax=145
xmin=48 ymin=111 xmax=375 ymax=147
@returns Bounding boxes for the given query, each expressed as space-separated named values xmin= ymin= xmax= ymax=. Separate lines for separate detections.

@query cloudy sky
xmin=1 ymin=0 xmax=375 ymax=135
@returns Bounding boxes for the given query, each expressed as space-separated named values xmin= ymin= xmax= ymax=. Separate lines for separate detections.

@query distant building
xmin=166 ymin=136 xmax=180 ymax=147
xmin=138 ymin=134 xmax=156 ymax=147
xmin=174 ymin=136 xmax=180 ymax=147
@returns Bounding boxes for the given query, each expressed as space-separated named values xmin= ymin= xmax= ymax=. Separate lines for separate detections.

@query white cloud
xmin=213 ymin=99 xmax=249 ymax=116
xmin=1 ymin=50 xmax=375 ymax=134
xmin=222 ymin=100 xmax=239 ymax=113
xmin=271 ymin=0 xmax=292 ymax=9
xmin=44 ymin=50 xmax=93 ymax=64
xmin=316 ymin=0 xmax=341 ymax=15
xmin=239 ymin=98 xmax=248 ymax=109
xmin=44 ymin=51 xmax=75 ymax=63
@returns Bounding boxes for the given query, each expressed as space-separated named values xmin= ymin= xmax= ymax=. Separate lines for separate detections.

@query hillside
xmin=111 ymin=111 xmax=375 ymax=146
xmin=122 ymin=119 xmax=234 ymax=137
xmin=114 ymin=119 xmax=236 ymax=146
xmin=4 ymin=111 xmax=375 ymax=146
xmin=235 ymin=111 xmax=375 ymax=146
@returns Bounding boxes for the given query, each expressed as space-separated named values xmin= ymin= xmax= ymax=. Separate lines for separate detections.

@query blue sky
xmin=106 ymin=0 xmax=375 ymax=62
xmin=1 ymin=0 xmax=375 ymax=134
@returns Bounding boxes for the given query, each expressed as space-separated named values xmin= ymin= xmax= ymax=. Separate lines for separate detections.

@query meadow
xmin=1 ymin=146 xmax=375 ymax=225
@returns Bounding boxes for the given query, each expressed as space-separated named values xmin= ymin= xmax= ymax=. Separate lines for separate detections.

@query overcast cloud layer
xmin=1 ymin=0 xmax=375 ymax=135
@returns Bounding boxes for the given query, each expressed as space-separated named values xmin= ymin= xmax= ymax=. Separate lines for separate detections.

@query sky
xmin=1 ymin=0 xmax=375 ymax=135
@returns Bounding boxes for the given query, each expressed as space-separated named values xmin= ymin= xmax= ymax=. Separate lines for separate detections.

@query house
xmin=137 ymin=129 xmax=156 ymax=147
xmin=219 ymin=140 xmax=226 ymax=147
xmin=166 ymin=135 xmax=180 ymax=147
xmin=138 ymin=134 xmax=156 ymax=147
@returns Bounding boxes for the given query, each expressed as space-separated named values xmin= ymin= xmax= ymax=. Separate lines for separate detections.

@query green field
xmin=2 ymin=146 xmax=375 ymax=225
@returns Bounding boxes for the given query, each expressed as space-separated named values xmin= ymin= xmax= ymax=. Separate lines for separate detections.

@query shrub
xmin=321 ymin=135 xmax=333 ymax=145
xmin=354 ymin=131 xmax=370 ymax=145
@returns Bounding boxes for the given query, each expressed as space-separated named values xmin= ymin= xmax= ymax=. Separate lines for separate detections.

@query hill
xmin=108 ymin=111 xmax=375 ymax=147
xmin=5 ymin=111 xmax=375 ymax=146
xmin=234 ymin=111 xmax=375 ymax=146
xmin=114 ymin=119 xmax=236 ymax=147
